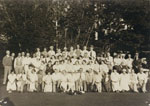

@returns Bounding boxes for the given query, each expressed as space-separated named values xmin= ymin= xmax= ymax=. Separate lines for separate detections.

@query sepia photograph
xmin=0 ymin=0 xmax=150 ymax=106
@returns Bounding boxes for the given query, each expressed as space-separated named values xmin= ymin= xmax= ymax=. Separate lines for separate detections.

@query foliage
xmin=0 ymin=0 xmax=149 ymax=54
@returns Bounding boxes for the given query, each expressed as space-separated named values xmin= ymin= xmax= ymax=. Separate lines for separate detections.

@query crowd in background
xmin=2 ymin=45 xmax=150 ymax=94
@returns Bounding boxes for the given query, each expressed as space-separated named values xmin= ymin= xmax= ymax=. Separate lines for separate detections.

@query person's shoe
xmin=81 ymin=91 xmax=85 ymax=94
xmin=8 ymin=91 xmax=12 ymax=93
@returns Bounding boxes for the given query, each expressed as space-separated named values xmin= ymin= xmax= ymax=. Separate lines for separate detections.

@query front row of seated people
xmin=6 ymin=64 xmax=148 ymax=94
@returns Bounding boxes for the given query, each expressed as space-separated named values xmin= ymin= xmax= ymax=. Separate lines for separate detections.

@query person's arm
xmin=2 ymin=56 xmax=6 ymax=66
xmin=14 ymin=58 xmax=17 ymax=69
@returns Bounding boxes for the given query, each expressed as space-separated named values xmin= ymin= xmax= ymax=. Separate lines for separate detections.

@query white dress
xmin=29 ymin=73 xmax=38 ymax=92
xmin=43 ymin=75 xmax=53 ymax=92
xmin=60 ymin=74 xmax=68 ymax=91
xmin=7 ymin=74 xmax=17 ymax=91
xmin=120 ymin=74 xmax=130 ymax=91
xmin=111 ymin=72 xmax=120 ymax=91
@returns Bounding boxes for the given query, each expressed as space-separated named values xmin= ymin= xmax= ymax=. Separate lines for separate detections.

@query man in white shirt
xmin=89 ymin=45 xmax=96 ymax=60
xmin=82 ymin=46 xmax=89 ymax=57
xmin=14 ymin=53 xmax=23 ymax=74
xmin=48 ymin=46 xmax=55 ymax=57
xmin=126 ymin=54 xmax=133 ymax=69
xmin=137 ymin=68 xmax=148 ymax=93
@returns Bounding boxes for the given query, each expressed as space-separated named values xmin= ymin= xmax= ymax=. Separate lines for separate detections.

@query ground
xmin=0 ymin=65 xmax=150 ymax=106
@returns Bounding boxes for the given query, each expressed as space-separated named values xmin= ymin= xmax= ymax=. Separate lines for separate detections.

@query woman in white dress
xmin=60 ymin=70 xmax=68 ymax=92
xmin=110 ymin=68 xmax=120 ymax=92
xmin=43 ymin=71 xmax=53 ymax=92
xmin=28 ymin=69 xmax=38 ymax=92
xmin=93 ymin=71 xmax=102 ymax=93
xmin=120 ymin=69 xmax=130 ymax=92
xmin=7 ymin=71 xmax=17 ymax=93
xmin=129 ymin=69 xmax=138 ymax=92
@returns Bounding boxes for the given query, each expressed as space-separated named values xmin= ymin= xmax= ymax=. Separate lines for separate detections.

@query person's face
xmin=122 ymin=69 xmax=126 ymax=74
xmin=114 ymin=69 xmax=117 ymax=73
xmin=140 ymin=69 xmax=143 ymax=73
xmin=57 ymin=49 xmax=61 ymax=53
xmin=18 ymin=53 xmax=21 ymax=57
xmin=11 ymin=53 xmax=15 ymax=57
xmin=131 ymin=69 xmax=134 ymax=73
xmin=37 ymin=48 xmax=40 ymax=51
xmin=22 ymin=52 xmax=25 ymax=56
xmin=107 ymin=53 xmax=110 ymax=56
xmin=50 ymin=46 xmax=54 ymax=50
xmin=90 ymin=47 xmax=93 ymax=51
xmin=70 ymin=47 xmax=73 ymax=51
xmin=128 ymin=54 xmax=131 ymax=58
xmin=6 ymin=50 xmax=10 ymax=55
xmin=83 ymin=46 xmax=87 ymax=50
xmin=26 ymin=53 xmax=30 ymax=57
xmin=44 ymin=48 xmax=47 ymax=51
xmin=77 ymin=45 xmax=80 ymax=49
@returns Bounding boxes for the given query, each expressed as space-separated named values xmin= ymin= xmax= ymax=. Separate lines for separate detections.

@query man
xmin=82 ymin=46 xmax=89 ymax=58
xmin=2 ymin=50 xmax=13 ymax=84
xmin=126 ymin=54 xmax=133 ymax=69
xmin=14 ymin=53 xmax=23 ymax=74
xmin=68 ymin=46 xmax=75 ymax=57
xmin=137 ymin=68 xmax=148 ymax=93
xmin=23 ymin=53 xmax=32 ymax=74
xmin=74 ymin=45 xmax=82 ymax=58
xmin=42 ymin=48 xmax=48 ymax=58
xmin=62 ymin=47 xmax=68 ymax=58
xmin=48 ymin=46 xmax=55 ymax=57
xmin=105 ymin=52 xmax=114 ymax=70
xmin=89 ymin=45 xmax=96 ymax=60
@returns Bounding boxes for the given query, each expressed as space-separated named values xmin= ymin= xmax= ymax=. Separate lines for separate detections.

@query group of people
xmin=2 ymin=45 xmax=149 ymax=94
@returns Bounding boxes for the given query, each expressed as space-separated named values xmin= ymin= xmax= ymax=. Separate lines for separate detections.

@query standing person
xmin=126 ymin=54 xmax=133 ymax=70
xmin=2 ymin=50 xmax=13 ymax=85
xmin=55 ymin=49 xmax=62 ymax=58
xmin=99 ymin=61 xmax=109 ymax=74
xmin=23 ymin=53 xmax=32 ymax=74
xmin=82 ymin=46 xmax=89 ymax=58
xmin=14 ymin=53 xmax=23 ymax=74
xmin=68 ymin=46 xmax=75 ymax=57
xmin=133 ymin=53 xmax=141 ymax=73
xmin=89 ymin=45 xmax=96 ymax=60
xmin=42 ymin=48 xmax=48 ymax=58
xmin=105 ymin=52 xmax=114 ymax=70
xmin=11 ymin=53 xmax=15 ymax=71
xmin=62 ymin=47 xmax=68 ymax=58
xmin=48 ymin=46 xmax=55 ymax=58
xmin=35 ymin=48 xmax=41 ymax=59
xmin=74 ymin=45 xmax=82 ymax=58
